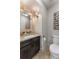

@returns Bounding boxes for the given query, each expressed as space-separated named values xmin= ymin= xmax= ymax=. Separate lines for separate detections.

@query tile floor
xmin=32 ymin=50 xmax=50 ymax=59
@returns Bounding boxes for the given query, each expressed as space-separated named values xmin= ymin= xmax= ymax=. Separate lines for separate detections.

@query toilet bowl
xmin=50 ymin=44 xmax=59 ymax=59
xmin=50 ymin=34 xmax=59 ymax=59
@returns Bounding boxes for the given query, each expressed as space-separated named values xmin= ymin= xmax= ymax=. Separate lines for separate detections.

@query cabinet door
xmin=20 ymin=45 xmax=31 ymax=59
xmin=34 ymin=38 xmax=40 ymax=51
xmin=33 ymin=37 xmax=40 ymax=55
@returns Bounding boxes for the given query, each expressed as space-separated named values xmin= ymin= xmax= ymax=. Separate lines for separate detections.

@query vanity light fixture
xmin=22 ymin=13 xmax=28 ymax=16
xmin=31 ymin=7 xmax=39 ymax=18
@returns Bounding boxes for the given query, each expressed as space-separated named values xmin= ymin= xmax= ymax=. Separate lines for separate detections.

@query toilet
xmin=50 ymin=35 xmax=59 ymax=59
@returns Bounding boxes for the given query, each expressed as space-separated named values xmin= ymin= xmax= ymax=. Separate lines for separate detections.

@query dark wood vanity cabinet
xmin=20 ymin=36 xmax=40 ymax=59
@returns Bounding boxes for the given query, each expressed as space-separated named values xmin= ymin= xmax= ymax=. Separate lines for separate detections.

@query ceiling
xmin=20 ymin=0 xmax=38 ymax=11
xmin=42 ymin=0 xmax=59 ymax=9
xmin=20 ymin=0 xmax=59 ymax=10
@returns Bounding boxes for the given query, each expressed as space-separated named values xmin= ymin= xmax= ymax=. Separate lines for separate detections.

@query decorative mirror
xmin=20 ymin=11 xmax=31 ymax=34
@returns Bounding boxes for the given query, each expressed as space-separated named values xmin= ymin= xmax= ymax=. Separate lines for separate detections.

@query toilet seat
xmin=50 ymin=44 xmax=59 ymax=54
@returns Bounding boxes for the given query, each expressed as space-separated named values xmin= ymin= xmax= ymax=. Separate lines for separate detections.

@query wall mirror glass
xmin=20 ymin=11 xmax=31 ymax=34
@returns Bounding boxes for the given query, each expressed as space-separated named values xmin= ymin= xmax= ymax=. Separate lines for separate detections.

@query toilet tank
xmin=53 ymin=35 xmax=59 ymax=45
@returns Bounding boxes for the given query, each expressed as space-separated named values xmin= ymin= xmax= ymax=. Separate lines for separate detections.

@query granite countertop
xmin=20 ymin=33 xmax=40 ymax=42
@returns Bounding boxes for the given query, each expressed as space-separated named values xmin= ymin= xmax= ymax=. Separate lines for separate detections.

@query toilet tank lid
xmin=50 ymin=44 xmax=59 ymax=54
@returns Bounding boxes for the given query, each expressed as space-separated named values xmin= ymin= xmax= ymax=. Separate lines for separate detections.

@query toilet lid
xmin=50 ymin=44 xmax=59 ymax=54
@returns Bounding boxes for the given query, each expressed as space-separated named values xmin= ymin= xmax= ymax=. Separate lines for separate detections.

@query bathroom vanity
xmin=20 ymin=34 xmax=40 ymax=59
